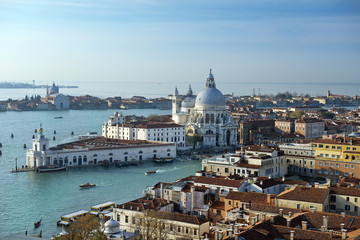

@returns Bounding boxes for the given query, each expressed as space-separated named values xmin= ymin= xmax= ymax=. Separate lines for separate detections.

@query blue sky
xmin=0 ymin=0 xmax=360 ymax=95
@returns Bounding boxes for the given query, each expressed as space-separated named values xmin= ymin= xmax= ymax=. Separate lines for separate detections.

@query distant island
xmin=0 ymin=82 xmax=78 ymax=89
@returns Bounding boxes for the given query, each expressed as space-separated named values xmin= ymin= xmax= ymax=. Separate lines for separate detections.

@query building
xmin=102 ymin=112 xmax=186 ymax=149
xmin=276 ymin=186 xmax=330 ymax=212
xmin=329 ymin=186 xmax=360 ymax=216
xmin=44 ymin=82 xmax=70 ymax=110
xmin=171 ymin=70 xmax=237 ymax=148
xmin=295 ymin=118 xmax=325 ymax=139
xmin=201 ymin=146 xmax=287 ymax=178
xmin=312 ymin=136 xmax=360 ymax=179
xmin=275 ymin=119 xmax=295 ymax=134
xmin=113 ymin=198 xmax=210 ymax=240
xmin=26 ymin=128 xmax=176 ymax=169
xmin=279 ymin=143 xmax=316 ymax=177
xmin=238 ymin=119 xmax=275 ymax=145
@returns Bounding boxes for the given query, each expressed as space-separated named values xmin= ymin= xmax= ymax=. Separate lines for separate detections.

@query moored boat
xmin=79 ymin=183 xmax=96 ymax=188
xmin=145 ymin=171 xmax=157 ymax=175
xmin=34 ymin=218 xmax=42 ymax=228
xmin=36 ymin=165 xmax=67 ymax=173
xmin=153 ymin=157 xmax=173 ymax=163
xmin=54 ymin=116 xmax=63 ymax=119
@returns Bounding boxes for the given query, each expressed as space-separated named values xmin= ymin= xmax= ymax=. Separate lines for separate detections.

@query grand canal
xmin=0 ymin=109 xmax=201 ymax=237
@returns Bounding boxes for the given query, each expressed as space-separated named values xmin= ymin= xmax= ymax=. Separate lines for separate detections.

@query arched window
xmin=73 ymin=156 xmax=77 ymax=163
xmin=139 ymin=151 xmax=143 ymax=154
xmin=109 ymin=153 xmax=113 ymax=156
xmin=167 ymin=149 xmax=171 ymax=152
xmin=64 ymin=157 xmax=68 ymax=164
xmin=83 ymin=155 xmax=87 ymax=162
xmin=124 ymin=152 xmax=128 ymax=155
xmin=210 ymin=114 xmax=215 ymax=123
xmin=206 ymin=130 xmax=214 ymax=135
xmin=187 ymin=129 xmax=193 ymax=134
xmin=153 ymin=150 xmax=157 ymax=153
xmin=205 ymin=114 xmax=210 ymax=123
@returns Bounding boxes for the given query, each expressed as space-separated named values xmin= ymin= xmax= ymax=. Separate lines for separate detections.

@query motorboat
xmin=34 ymin=218 xmax=42 ymax=228
xmin=36 ymin=166 xmax=67 ymax=173
xmin=145 ymin=171 xmax=157 ymax=175
xmin=79 ymin=183 xmax=96 ymax=188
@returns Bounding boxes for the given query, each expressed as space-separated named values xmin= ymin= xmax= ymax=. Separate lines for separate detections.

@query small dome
xmin=181 ymin=96 xmax=196 ymax=109
xmin=49 ymin=82 xmax=59 ymax=94
xmin=104 ymin=219 xmax=120 ymax=234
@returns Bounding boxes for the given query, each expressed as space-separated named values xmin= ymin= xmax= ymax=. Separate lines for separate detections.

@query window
xmin=345 ymin=205 xmax=350 ymax=211
xmin=346 ymin=197 xmax=350 ymax=201
xmin=297 ymin=204 xmax=300 ymax=209
xmin=324 ymin=162 xmax=328 ymax=166
xmin=194 ymin=229 xmax=197 ymax=235
xmin=355 ymin=206 xmax=358 ymax=212
xmin=355 ymin=198 xmax=358 ymax=203
xmin=125 ymin=216 xmax=128 ymax=223
xmin=335 ymin=171 xmax=339 ymax=175
xmin=228 ymin=200 xmax=231 ymax=205
xmin=332 ymin=146 xmax=336 ymax=149
xmin=216 ymin=209 xmax=221 ymax=216
xmin=326 ymin=145 xmax=330 ymax=149
xmin=319 ymin=162 xmax=323 ymax=166
xmin=330 ymin=195 xmax=336 ymax=202
xmin=346 ymin=147 xmax=350 ymax=150
xmin=337 ymin=146 xmax=341 ymax=150
xmin=345 ymin=164 xmax=349 ymax=169
xmin=351 ymin=165 xmax=355 ymax=169
xmin=345 ymin=172 xmax=349 ymax=177
xmin=312 ymin=144 xmax=317 ymax=147
xmin=324 ymin=170 xmax=328 ymax=174
xmin=73 ymin=156 xmax=77 ymax=163
xmin=319 ymin=144 xmax=323 ymax=148
xmin=330 ymin=205 xmax=336 ymax=210
xmin=64 ymin=157 xmax=68 ymax=164
xmin=330 ymin=163 xmax=334 ymax=167
xmin=336 ymin=163 xmax=340 ymax=168
xmin=353 ymin=147 xmax=356 ymax=151
xmin=318 ymin=170 xmax=322 ymax=174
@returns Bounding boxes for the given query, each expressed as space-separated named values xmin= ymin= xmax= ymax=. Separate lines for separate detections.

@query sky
xmin=0 ymin=0 xmax=360 ymax=96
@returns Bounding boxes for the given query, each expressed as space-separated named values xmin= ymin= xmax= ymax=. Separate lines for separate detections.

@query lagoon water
xmin=0 ymin=109 xmax=201 ymax=238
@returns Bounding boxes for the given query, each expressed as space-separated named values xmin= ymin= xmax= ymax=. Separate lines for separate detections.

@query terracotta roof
xmin=236 ymin=162 xmax=261 ymax=169
xmin=312 ymin=137 xmax=360 ymax=146
xmin=210 ymin=201 xmax=225 ymax=210
xmin=276 ymin=187 xmax=329 ymax=204
xmin=255 ymin=178 xmax=282 ymax=189
xmin=151 ymin=210 xmax=209 ymax=225
xmin=194 ymin=176 xmax=243 ymax=188
xmin=116 ymin=197 xmax=169 ymax=211
xmin=250 ymin=203 xmax=303 ymax=216
xmin=238 ymin=220 xmax=341 ymax=240
xmin=226 ymin=191 xmax=275 ymax=204
xmin=291 ymin=211 xmax=360 ymax=232
xmin=330 ymin=186 xmax=360 ymax=197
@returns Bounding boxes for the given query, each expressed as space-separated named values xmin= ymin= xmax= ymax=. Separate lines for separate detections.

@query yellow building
xmin=311 ymin=137 xmax=360 ymax=179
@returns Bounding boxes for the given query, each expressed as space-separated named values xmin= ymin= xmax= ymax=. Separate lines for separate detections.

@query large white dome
xmin=195 ymin=88 xmax=225 ymax=107
xmin=181 ymin=96 xmax=196 ymax=109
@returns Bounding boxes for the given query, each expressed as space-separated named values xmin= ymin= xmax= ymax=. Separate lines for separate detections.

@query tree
xmin=147 ymin=114 xmax=159 ymax=121
xmin=137 ymin=210 xmax=170 ymax=240
xmin=290 ymin=110 xmax=303 ymax=119
xmin=318 ymin=109 xmax=335 ymax=119
xmin=59 ymin=214 xmax=102 ymax=240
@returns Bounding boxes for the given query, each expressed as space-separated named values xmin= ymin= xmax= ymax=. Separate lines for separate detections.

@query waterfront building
xmin=102 ymin=112 xmax=186 ymax=149
xmin=279 ymin=143 xmax=316 ymax=177
xmin=43 ymin=82 xmax=70 ymax=110
xmin=201 ymin=145 xmax=287 ymax=178
xmin=26 ymin=128 xmax=176 ymax=168
xmin=113 ymin=198 xmax=210 ymax=240
xmin=311 ymin=136 xmax=360 ymax=179
xmin=171 ymin=70 xmax=238 ymax=147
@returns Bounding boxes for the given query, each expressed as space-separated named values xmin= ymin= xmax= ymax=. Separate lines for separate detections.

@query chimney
xmin=270 ymin=215 xmax=275 ymax=224
xmin=228 ymin=229 xmax=233 ymax=238
xmin=301 ymin=221 xmax=307 ymax=230
xmin=321 ymin=225 xmax=326 ymax=232
xmin=260 ymin=180 xmax=263 ymax=185
xmin=341 ymin=212 xmax=346 ymax=217
xmin=262 ymin=212 xmax=266 ymax=221
xmin=215 ymin=230 xmax=219 ymax=240
xmin=268 ymin=175 xmax=271 ymax=179
xmin=160 ymin=183 xmax=163 ymax=198
xmin=340 ymin=223 xmax=345 ymax=231
xmin=290 ymin=230 xmax=295 ymax=240
xmin=234 ymin=232 xmax=239 ymax=240
xmin=287 ymin=219 xmax=291 ymax=227
xmin=251 ymin=217 xmax=257 ymax=225
xmin=310 ymin=207 xmax=316 ymax=213
xmin=288 ymin=211 xmax=292 ymax=217
xmin=267 ymin=194 xmax=272 ymax=205
xmin=342 ymin=229 xmax=347 ymax=240
xmin=256 ymin=213 xmax=260 ymax=222
xmin=314 ymin=183 xmax=319 ymax=188
xmin=329 ymin=230 xmax=333 ymax=238
xmin=230 ymin=223 xmax=234 ymax=231
xmin=234 ymin=224 xmax=239 ymax=233
xmin=282 ymin=176 xmax=285 ymax=181
xmin=323 ymin=216 xmax=328 ymax=231
xmin=279 ymin=209 xmax=284 ymax=217
xmin=219 ymin=230 xmax=223 ymax=240
xmin=191 ymin=186 xmax=195 ymax=211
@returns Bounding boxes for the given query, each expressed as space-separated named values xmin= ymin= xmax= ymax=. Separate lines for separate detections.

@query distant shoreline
xmin=0 ymin=82 xmax=78 ymax=89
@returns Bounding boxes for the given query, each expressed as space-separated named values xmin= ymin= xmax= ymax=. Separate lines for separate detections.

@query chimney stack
xmin=228 ymin=229 xmax=233 ymax=238
xmin=290 ymin=230 xmax=295 ymax=240
xmin=323 ymin=216 xmax=328 ymax=231
xmin=288 ymin=211 xmax=292 ymax=217
xmin=287 ymin=219 xmax=291 ymax=227
xmin=301 ymin=221 xmax=307 ymax=230
xmin=279 ymin=209 xmax=283 ymax=217
xmin=321 ymin=225 xmax=326 ymax=232
xmin=341 ymin=212 xmax=346 ymax=217
xmin=234 ymin=224 xmax=239 ymax=233
xmin=329 ymin=230 xmax=333 ymax=238
xmin=262 ymin=212 xmax=266 ymax=221
xmin=234 ymin=232 xmax=239 ymax=240
xmin=219 ymin=230 xmax=223 ymax=240
xmin=340 ymin=223 xmax=345 ymax=231
xmin=342 ymin=229 xmax=347 ymax=240
xmin=267 ymin=194 xmax=272 ymax=205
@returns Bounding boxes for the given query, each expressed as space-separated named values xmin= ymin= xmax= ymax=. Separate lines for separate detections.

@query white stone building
xmin=44 ymin=82 xmax=70 ymax=110
xmin=102 ymin=112 xmax=186 ymax=149
xmin=26 ymin=128 xmax=176 ymax=169
xmin=171 ymin=70 xmax=237 ymax=147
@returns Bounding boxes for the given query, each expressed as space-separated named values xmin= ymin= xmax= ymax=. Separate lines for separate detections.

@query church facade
xmin=171 ymin=70 xmax=237 ymax=148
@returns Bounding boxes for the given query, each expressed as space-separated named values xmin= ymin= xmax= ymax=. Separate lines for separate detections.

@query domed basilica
xmin=172 ymin=70 xmax=237 ymax=147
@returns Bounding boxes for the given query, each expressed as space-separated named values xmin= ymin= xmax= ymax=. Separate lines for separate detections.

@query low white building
xmin=26 ymin=128 xmax=176 ymax=169
xmin=102 ymin=112 xmax=186 ymax=149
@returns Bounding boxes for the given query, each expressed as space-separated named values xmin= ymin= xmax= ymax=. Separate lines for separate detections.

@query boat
xmin=120 ymin=104 xmax=128 ymax=110
xmin=57 ymin=210 xmax=88 ymax=226
xmin=89 ymin=202 xmax=116 ymax=215
xmin=54 ymin=116 xmax=63 ymax=119
xmin=153 ymin=157 xmax=173 ymax=163
xmin=36 ymin=166 xmax=67 ymax=173
xmin=145 ymin=171 xmax=157 ymax=175
xmin=34 ymin=218 xmax=42 ymax=228
xmin=88 ymin=131 xmax=98 ymax=135
xmin=79 ymin=183 xmax=96 ymax=188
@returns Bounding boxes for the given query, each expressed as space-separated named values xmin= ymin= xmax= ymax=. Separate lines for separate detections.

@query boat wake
xmin=156 ymin=167 xmax=178 ymax=174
